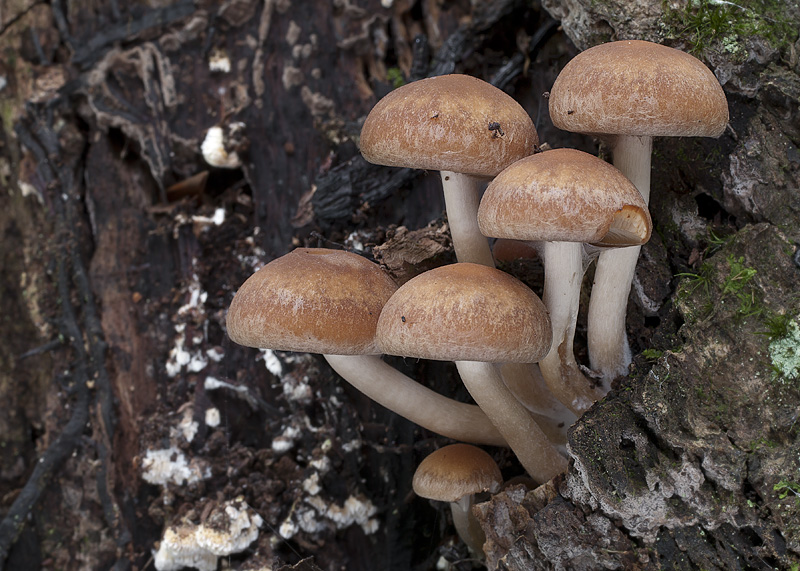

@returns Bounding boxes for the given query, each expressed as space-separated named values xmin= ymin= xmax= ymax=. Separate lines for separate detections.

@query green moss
xmin=642 ymin=349 xmax=664 ymax=360
xmin=759 ymin=312 xmax=794 ymax=340
xmin=661 ymin=0 xmax=799 ymax=58
xmin=385 ymin=67 xmax=405 ymax=89
xmin=676 ymin=254 xmax=762 ymax=323
xmin=748 ymin=437 xmax=780 ymax=452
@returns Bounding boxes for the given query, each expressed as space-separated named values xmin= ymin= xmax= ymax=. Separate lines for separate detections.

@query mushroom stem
xmin=440 ymin=171 xmax=495 ymax=267
xmin=324 ymin=354 xmax=507 ymax=447
xmin=500 ymin=363 xmax=576 ymax=449
xmin=454 ymin=360 xmax=568 ymax=483
xmin=539 ymin=241 xmax=604 ymax=414
xmin=587 ymin=135 xmax=652 ymax=384
xmin=450 ymin=496 xmax=485 ymax=557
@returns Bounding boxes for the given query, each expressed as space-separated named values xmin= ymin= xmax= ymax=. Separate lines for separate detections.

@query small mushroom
xmin=226 ymin=248 xmax=506 ymax=446
xmin=549 ymin=40 xmax=728 ymax=381
xmin=377 ymin=262 xmax=567 ymax=483
xmin=478 ymin=148 xmax=651 ymax=410
xmin=360 ymin=74 xmax=539 ymax=267
xmin=412 ymin=443 xmax=503 ymax=557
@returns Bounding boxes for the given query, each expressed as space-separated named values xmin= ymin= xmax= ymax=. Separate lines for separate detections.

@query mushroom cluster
xmin=226 ymin=43 xmax=727 ymax=559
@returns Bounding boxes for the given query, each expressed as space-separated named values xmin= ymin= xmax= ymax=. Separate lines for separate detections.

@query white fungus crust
xmin=141 ymin=447 xmax=211 ymax=487
xmin=153 ymin=500 xmax=263 ymax=571
xmin=278 ymin=494 xmax=380 ymax=539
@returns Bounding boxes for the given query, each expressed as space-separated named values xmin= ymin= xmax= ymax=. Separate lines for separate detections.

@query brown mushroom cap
xmin=549 ymin=40 xmax=729 ymax=138
xmin=376 ymin=263 xmax=552 ymax=363
xmin=360 ymin=74 xmax=539 ymax=178
xmin=477 ymin=148 xmax=652 ymax=246
xmin=412 ymin=444 xmax=503 ymax=503
xmin=227 ymin=248 xmax=398 ymax=355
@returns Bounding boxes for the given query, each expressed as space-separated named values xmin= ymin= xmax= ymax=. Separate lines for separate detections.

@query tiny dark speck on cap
xmin=488 ymin=122 xmax=504 ymax=137
xmin=401 ymin=316 xmax=406 ymax=322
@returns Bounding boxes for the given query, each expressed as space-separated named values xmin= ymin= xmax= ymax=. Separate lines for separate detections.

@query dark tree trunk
xmin=1 ymin=0 xmax=798 ymax=570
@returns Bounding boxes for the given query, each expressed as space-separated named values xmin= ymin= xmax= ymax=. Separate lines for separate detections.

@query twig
xmin=17 ymin=338 xmax=63 ymax=360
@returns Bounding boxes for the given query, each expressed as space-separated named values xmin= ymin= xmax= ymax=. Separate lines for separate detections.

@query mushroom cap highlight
xmin=477 ymin=148 xmax=652 ymax=246
xmin=360 ymin=74 xmax=539 ymax=178
xmin=227 ymin=248 xmax=398 ymax=355
xmin=376 ymin=263 xmax=552 ymax=363
xmin=412 ymin=444 xmax=503 ymax=503
xmin=549 ymin=40 xmax=729 ymax=138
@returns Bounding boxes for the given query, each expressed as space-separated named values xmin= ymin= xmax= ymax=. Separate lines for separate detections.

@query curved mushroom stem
xmin=499 ymin=362 xmax=576 ymax=449
xmin=323 ymin=354 xmax=507 ymax=447
xmin=539 ymin=241 xmax=604 ymax=414
xmin=587 ymin=135 xmax=652 ymax=384
xmin=440 ymin=171 xmax=495 ymax=267
xmin=450 ymin=495 xmax=486 ymax=557
xmin=454 ymin=360 xmax=568 ymax=483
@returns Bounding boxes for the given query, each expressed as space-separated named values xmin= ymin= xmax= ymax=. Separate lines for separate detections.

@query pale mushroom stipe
xmin=377 ymin=263 xmax=568 ymax=484
xmin=226 ymin=248 xmax=507 ymax=446
xmin=478 ymin=148 xmax=652 ymax=412
xmin=549 ymin=40 xmax=728 ymax=382
xmin=360 ymin=74 xmax=539 ymax=267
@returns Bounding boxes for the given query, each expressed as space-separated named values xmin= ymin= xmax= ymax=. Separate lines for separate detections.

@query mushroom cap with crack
xmin=477 ymin=148 xmax=652 ymax=247
xmin=376 ymin=263 xmax=552 ymax=363
xmin=412 ymin=443 xmax=503 ymax=503
xmin=226 ymin=248 xmax=398 ymax=355
xmin=549 ymin=40 xmax=729 ymax=138
xmin=360 ymin=74 xmax=539 ymax=177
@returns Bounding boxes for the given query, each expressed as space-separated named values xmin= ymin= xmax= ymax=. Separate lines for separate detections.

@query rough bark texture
xmin=0 ymin=0 xmax=798 ymax=570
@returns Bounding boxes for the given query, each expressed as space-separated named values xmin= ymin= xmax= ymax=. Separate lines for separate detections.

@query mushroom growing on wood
xmin=226 ymin=248 xmax=506 ymax=446
xmin=360 ymin=74 xmax=539 ymax=267
xmin=478 ymin=148 xmax=651 ymax=411
xmin=377 ymin=262 xmax=568 ymax=483
xmin=412 ymin=443 xmax=503 ymax=557
xmin=549 ymin=40 xmax=728 ymax=381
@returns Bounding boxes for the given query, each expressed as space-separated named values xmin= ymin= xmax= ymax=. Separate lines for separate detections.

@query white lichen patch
xmin=302 ymin=472 xmax=321 ymax=495
xmin=282 ymin=375 xmax=312 ymax=403
xmin=259 ymin=349 xmax=283 ymax=376
xmin=344 ymin=231 xmax=364 ymax=252
xmin=286 ymin=21 xmax=302 ymax=46
xmin=307 ymin=494 xmax=380 ymax=535
xmin=141 ymin=447 xmax=211 ymax=487
xmin=166 ymin=326 xmax=208 ymax=378
xmin=205 ymin=407 xmax=221 ymax=427
xmin=309 ymin=455 xmax=331 ymax=474
xmin=201 ymin=125 xmax=243 ymax=168
xmin=154 ymin=525 xmax=217 ymax=571
xmin=167 ymin=276 xmax=211 ymax=377
xmin=769 ymin=319 xmax=800 ymax=382
xmin=271 ymin=425 xmax=301 ymax=453
xmin=154 ymin=500 xmax=262 ymax=571
xmin=191 ymin=207 xmax=226 ymax=232
xmin=279 ymin=493 xmax=380 ymax=539
xmin=278 ymin=518 xmax=298 ymax=539
xmin=175 ymin=409 xmax=199 ymax=443
xmin=206 ymin=347 xmax=224 ymax=362
xmin=208 ymin=49 xmax=231 ymax=73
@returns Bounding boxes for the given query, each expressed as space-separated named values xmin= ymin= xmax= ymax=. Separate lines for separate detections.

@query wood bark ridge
xmin=1 ymin=0 xmax=799 ymax=570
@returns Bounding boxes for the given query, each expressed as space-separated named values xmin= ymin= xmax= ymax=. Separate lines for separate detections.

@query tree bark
xmin=1 ymin=0 xmax=798 ymax=569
